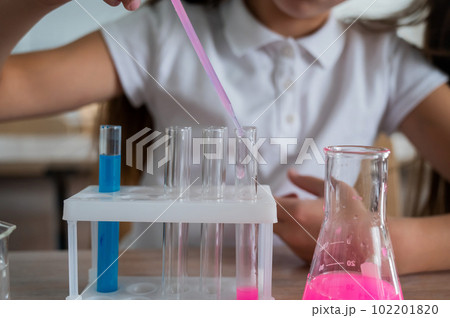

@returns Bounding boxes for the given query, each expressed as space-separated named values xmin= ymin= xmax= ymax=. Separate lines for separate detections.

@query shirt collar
xmin=221 ymin=0 xmax=345 ymax=68
xmin=295 ymin=13 xmax=345 ymax=68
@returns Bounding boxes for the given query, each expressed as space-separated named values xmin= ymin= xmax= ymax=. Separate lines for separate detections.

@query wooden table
xmin=9 ymin=247 xmax=450 ymax=300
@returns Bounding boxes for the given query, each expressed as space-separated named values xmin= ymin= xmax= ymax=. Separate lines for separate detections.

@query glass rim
xmin=166 ymin=126 xmax=192 ymax=132
xmin=235 ymin=126 xmax=256 ymax=131
xmin=0 ymin=221 xmax=16 ymax=240
xmin=203 ymin=126 xmax=228 ymax=132
xmin=100 ymin=125 xmax=121 ymax=130
xmin=235 ymin=126 xmax=256 ymax=139
xmin=324 ymin=145 xmax=390 ymax=158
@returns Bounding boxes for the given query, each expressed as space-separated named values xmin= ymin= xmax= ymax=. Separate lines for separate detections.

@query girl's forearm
xmin=389 ymin=215 xmax=450 ymax=275
xmin=0 ymin=0 xmax=68 ymax=72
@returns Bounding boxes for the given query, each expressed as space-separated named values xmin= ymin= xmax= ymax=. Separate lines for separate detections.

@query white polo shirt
xmin=102 ymin=0 xmax=446 ymax=198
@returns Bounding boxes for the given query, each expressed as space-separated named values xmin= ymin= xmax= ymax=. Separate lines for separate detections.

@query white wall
xmin=335 ymin=0 xmax=414 ymax=17
xmin=13 ymin=0 xmax=132 ymax=53
xmin=334 ymin=0 xmax=424 ymax=47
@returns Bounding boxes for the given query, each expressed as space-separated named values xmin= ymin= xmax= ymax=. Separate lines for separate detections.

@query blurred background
xmin=1 ymin=0 xmax=423 ymax=250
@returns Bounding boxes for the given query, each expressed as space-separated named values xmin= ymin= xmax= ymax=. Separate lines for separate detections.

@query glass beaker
xmin=303 ymin=146 xmax=403 ymax=300
xmin=0 ymin=221 xmax=16 ymax=300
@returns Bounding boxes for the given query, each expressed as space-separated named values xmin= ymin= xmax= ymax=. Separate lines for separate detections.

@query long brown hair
xmin=424 ymin=0 xmax=450 ymax=72
xmin=358 ymin=0 xmax=429 ymax=29
xmin=405 ymin=0 xmax=450 ymax=217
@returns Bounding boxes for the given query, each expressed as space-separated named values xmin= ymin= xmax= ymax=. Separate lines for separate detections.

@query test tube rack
xmin=63 ymin=185 xmax=277 ymax=300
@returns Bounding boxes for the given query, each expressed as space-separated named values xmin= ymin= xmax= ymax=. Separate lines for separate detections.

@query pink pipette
xmin=170 ymin=0 xmax=243 ymax=135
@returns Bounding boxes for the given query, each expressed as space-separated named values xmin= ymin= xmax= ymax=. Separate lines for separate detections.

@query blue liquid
xmin=97 ymin=154 xmax=121 ymax=293
xmin=99 ymin=154 xmax=121 ymax=192
xmin=97 ymin=222 xmax=119 ymax=293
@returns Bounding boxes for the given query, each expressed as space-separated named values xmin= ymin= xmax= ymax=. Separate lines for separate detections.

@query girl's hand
xmin=274 ymin=171 xmax=325 ymax=263
xmin=275 ymin=170 xmax=379 ymax=264
xmin=36 ymin=0 xmax=142 ymax=11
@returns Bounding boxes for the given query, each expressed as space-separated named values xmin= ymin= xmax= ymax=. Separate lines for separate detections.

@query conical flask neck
xmin=324 ymin=148 xmax=389 ymax=222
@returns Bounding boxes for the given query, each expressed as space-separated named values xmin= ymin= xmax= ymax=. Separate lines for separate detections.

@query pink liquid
xmin=302 ymin=273 xmax=402 ymax=300
xmin=236 ymin=287 xmax=259 ymax=300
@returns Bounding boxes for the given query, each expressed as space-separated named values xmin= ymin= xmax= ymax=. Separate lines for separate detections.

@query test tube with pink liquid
xmin=235 ymin=127 xmax=259 ymax=300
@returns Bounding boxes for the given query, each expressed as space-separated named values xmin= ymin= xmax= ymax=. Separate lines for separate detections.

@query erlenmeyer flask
xmin=303 ymin=146 xmax=403 ymax=300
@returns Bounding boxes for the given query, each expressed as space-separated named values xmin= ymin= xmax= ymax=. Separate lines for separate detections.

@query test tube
xmin=162 ymin=126 xmax=191 ymax=297
xmin=97 ymin=125 xmax=121 ymax=293
xmin=235 ymin=127 xmax=257 ymax=201
xmin=200 ymin=126 xmax=227 ymax=299
xmin=235 ymin=126 xmax=259 ymax=300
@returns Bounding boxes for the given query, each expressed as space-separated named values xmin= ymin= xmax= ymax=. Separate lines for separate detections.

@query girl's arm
xmin=399 ymin=84 xmax=450 ymax=180
xmin=389 ymin=215 xmax=450 ymax=274
xmin=385 ymin=83 xmax=450 ymax=274
xmin=0 ymin=0 xmax=140 ymax=121
xmin=0 ymin=32 xmax=122 ymax=121
xmin=0 ymin=0 xmax=68 ymax=72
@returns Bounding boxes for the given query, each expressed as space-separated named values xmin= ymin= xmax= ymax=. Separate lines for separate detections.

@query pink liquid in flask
xmin=236 ymin=286 xmax=258 ymax=300
xmin=302 ymin=273 xmax=403 ymax=300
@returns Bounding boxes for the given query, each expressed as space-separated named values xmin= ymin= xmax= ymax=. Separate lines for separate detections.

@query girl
xmin=0 ymin=0 xmax=449 ymax=273
xmin=274 ymin=0 xmax=450 ymax=275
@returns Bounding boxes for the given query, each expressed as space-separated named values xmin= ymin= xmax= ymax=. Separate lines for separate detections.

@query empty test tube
xmin=200 ymin=127 xmax=227 ymax=299
xmin=97 ymin=125 xmax=121 ymax=293
xmin=235 ymin=127 xmax=257 ymax=201
xmin=162 ymin=126 xmax=192 ymax=297
xmin=235 ymin=126 xmax=259 ymax=300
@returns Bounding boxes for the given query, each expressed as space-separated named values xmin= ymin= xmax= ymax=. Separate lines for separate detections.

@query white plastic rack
xmin=63 ymin=185 xmax=277 ymax=300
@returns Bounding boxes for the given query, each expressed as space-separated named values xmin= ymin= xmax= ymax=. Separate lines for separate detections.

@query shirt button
xmin=282 ymin=45 xmax=294 ymax=58
xmin=286 ymin=114 xmax=295 ymax=124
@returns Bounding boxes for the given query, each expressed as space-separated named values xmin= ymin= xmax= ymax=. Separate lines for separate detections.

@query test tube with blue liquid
xmin=162 ymin=126 xmax=191 ymax=298
xmin=235 ymin=126 xmax=258 ymax=300
xmin=97 ymin=125 xmax=121 ymax=293
xmin=200 ymin=126 xmax=227 ymax=299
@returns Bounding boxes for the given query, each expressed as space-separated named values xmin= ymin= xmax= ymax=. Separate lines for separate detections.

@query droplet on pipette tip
xmin=236 ymin=165 xmax=245 ymax=179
